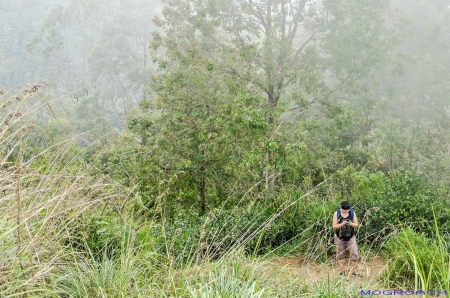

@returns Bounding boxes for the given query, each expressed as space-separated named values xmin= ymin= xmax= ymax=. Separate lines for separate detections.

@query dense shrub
xmin=334 ymin=169 xmax=450 ymax=247
xmin=152 ymin=192 xmax=342 ymax=264
xmin=154 ymin=207 xmax=268 ymax=265
xmin=382 ymin=228 xmax=444 ymax=288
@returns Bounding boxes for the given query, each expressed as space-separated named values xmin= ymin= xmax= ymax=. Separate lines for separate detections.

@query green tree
xmin=129 ymin=61 xmax=268 ymax=214
xmin=131 ymin=0 xmax=402 ymax=213
xmin=151 ymin=0 xmax=400 ymax=191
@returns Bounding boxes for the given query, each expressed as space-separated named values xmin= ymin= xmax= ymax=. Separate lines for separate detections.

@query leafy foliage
xmin=382 ymin=228 xmax=445 ymax=289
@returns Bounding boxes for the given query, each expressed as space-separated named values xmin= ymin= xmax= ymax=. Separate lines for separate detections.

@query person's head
xmin=341 ymin=201 xmax=351 ymax=210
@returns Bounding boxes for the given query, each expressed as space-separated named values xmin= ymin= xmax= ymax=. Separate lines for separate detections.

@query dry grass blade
xmin=0 ymin=85 xmax=135 ymax=296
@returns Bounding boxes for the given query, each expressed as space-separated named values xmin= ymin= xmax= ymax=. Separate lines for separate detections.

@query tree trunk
xmin=266 ymin=151 xmax=276 ymax=191
xmin=266 ymin=87 xmax=276 ymax=193
xmin=200 ymin=149 xmax=206 ymax=214
xmin=200 ymin=175 xmax=206 ymax=214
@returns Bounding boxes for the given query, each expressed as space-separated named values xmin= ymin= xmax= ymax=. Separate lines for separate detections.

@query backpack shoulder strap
xmin=337 ymin=208 xmax=354 ymax=221
xmin=349 ymin=208 xmax=354 ymax=221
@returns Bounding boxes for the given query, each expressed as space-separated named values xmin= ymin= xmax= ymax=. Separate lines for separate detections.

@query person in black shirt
xmin=332 ymin=201 xmax=362 ymax=277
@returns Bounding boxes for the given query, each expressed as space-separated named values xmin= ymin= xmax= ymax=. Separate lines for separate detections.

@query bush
xmin=154 ymin=207 xmax=268 ymax=265
xmin=335 ymin=169 xmax=450 ymax=248
xmin=382 ymin=228 xmax=441 ymax=288
xmin=136 ymin=169 xmax=450 ymax=268
xmin=155 ymin=191 xmax=342 ymax=265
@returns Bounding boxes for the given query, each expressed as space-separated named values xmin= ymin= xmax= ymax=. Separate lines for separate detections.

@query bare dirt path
xmin=270 ymin=255 xmax=387 ymax=284
xmin=267 ymin=256 xmax=440 ymax=297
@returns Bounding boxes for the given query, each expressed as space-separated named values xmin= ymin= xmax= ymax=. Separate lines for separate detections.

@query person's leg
xmin=334 ymin=234 xmax=345 ymax=273
xmin=348 ymin=236 xmax=362 ymax=277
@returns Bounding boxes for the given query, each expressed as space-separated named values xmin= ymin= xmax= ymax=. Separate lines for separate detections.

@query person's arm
xmin=332 ymin=211 xmax=347 ymax=230
xmin=347 ymin=212 xmax=359 ymax=228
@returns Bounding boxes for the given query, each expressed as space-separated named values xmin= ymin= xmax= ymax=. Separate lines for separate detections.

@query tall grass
xmin=431 ymin=209 xmax=450 ymax=294
xmin=0 ymin=86 xmax=134 ymax=296
xmin=51 ymin=215 xmax=160 ymax=297
xmin=404 ymin=209 xmax=450 ymax=293
xmin=382 ymin=210 xmax=450 ymax=293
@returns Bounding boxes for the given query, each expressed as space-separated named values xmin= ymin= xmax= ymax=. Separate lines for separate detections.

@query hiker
xmin=332 ymin=201 xmax=362 ymax=277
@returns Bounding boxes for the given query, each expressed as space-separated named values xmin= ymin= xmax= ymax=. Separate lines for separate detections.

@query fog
xmin=1 ymin=0 xmax=450 ymax=178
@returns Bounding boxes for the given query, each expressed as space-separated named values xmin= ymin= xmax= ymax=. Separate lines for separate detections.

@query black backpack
xmin=337 ymin=208 xmax=355 ymax=241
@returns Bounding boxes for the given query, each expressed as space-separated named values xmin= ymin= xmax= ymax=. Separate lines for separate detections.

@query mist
xmin=2 ymin=0 xmax=450 ymax=295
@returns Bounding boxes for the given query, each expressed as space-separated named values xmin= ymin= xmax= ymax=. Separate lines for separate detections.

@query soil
xmin=268 ymin=256 xmax=442 ymax=297
xmin=270 ymin=255 xmax=387 ymax=283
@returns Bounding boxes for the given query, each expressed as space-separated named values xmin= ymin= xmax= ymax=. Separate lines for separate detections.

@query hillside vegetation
xmin=1 ymin=0 xmax=450 ymax=296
